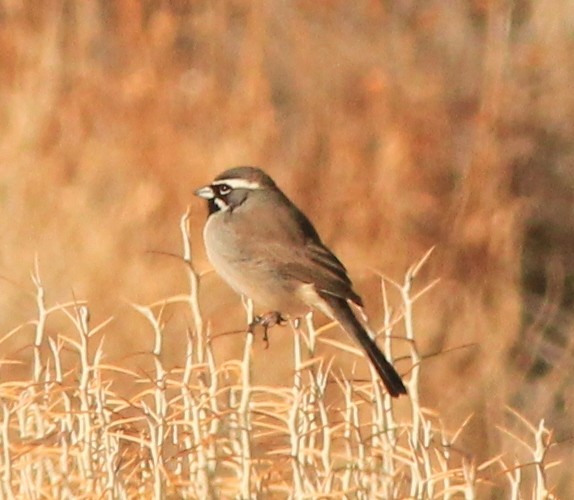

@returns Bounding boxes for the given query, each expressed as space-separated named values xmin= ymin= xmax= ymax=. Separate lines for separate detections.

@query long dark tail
xmin=320 ymin=294 xmax=407 ymax=398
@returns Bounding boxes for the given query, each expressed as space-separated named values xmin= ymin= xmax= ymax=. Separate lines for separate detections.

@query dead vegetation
xmin=0 ymin=218 xmax=559 ymax=497
xmin=0 ymin=1 xmax=573 ymax=497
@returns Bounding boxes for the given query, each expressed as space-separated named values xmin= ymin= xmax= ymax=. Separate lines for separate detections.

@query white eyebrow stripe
xmin=212 ymin=179 xmax=261 ymax=190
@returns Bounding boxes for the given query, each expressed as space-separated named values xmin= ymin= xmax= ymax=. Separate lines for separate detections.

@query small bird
xmin=195 ymin=167 xmax=407 ymax=397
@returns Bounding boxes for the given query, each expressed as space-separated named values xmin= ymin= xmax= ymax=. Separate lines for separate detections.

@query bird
xmin=194 ymin=166 xmax=407 ymax=398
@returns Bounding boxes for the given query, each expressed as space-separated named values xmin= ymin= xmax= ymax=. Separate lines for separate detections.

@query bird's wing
xmin=235 ymin=189 xmax=363 ymax=305
xmin=267 ymin=240 xmax=363 ymax=306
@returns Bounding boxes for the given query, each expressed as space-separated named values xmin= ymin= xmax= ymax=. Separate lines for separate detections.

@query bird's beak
xmin=194 ymin=185 xmax=214 ymax=199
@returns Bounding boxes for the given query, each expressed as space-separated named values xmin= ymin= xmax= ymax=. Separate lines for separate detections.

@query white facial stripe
xmin=212 ymin=178 xmax=261 ymax=190
xmin=214 ymin=197 xmax=229 ymax=211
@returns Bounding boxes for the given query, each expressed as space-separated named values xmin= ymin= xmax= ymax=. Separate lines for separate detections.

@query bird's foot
xmin=248 ymin=311 xmax=287 ymax=349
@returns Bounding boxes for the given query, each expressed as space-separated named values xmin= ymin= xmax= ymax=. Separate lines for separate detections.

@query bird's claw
xmin=248 ymin=311 xmax=286 ymax=349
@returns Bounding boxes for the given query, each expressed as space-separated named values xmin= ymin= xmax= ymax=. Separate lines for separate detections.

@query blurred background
xmin=1 ymin=0 xmax=573 ymax=493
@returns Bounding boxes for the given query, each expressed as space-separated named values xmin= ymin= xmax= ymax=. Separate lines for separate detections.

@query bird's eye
xmin=218 ymin=184 xmax=231 ymax=195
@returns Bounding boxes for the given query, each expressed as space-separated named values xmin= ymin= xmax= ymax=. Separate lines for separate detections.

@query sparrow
xmin=194 ymin=167 xmax=407 ymax=397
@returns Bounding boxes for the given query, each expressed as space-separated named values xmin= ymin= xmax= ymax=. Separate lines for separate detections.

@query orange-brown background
xmin=1 ymin=0 xmax=573 ymax=492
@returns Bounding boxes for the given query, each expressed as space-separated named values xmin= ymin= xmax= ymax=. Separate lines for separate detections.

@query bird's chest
xmin=202 ymin=211 xmax=306 ymax=314
xmin=203 ymin=211 xmax=262 ymax=288
xmin=205 ymin=211 xmax=243 ymax=259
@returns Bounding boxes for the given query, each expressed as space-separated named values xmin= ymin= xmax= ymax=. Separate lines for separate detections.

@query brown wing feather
xmin=233 ymin=187 xmax=363 ymax=305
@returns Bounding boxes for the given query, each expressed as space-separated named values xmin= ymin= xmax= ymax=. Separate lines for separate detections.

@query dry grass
xmin=0 ymin=217 xmax=559 ymax=498
xmin=0 ymin=0 xmax=573 ymax=497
